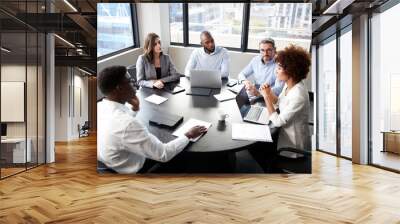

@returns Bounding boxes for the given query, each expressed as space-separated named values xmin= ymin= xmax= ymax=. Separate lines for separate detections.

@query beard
xmin=204 ymin=46 xmax=215 ymax=54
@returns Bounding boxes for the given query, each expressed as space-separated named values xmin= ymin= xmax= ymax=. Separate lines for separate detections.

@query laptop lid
xmin=190 ymin=69 xmax=222 ymax=89
xmin=149 ymin=112 xmax=183 ymax=128
xmin=235 ymin=86 xmax=251 ymax=118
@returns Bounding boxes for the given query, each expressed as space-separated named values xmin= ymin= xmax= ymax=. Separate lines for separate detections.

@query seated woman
xmin=260 ymin=44 xmax=311 ymax=151
xmin=136 ymin=33 xmax=180 ymax=89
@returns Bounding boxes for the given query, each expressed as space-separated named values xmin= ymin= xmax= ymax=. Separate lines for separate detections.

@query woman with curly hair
xmin=260 ymin=44 xmax=311 ymax=151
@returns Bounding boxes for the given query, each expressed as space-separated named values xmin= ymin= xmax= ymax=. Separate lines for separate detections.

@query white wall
xmin=54 ymin=67 xmax=89 ymax=141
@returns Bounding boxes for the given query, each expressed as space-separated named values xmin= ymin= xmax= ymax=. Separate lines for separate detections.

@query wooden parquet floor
xmin=1 ymin=134 xmax=400 ymax=223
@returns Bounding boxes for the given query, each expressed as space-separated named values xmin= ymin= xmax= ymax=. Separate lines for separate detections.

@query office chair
xmin=271 ymin=147 xmax=311 ymax=173
xmin=127 ymin=64 xmax=137 ymax=82
xmin=78 ymin=121 xmax=90 ymax=138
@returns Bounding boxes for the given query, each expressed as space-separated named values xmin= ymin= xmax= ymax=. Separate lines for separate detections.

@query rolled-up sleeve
xmin=270 ymin=95 xmax=306 ymax=127
xmin=184 ymin=50 xmax=197 ymax=77
xmin=220 ymin=50 xmax=230 ymax=78
xmin=122 ymin=121 xmax=189 ymax=162
xmin=136 ymin=55 xmax=154 ymax=88
xmin=238 ymin=58 xmax=254 ymax=81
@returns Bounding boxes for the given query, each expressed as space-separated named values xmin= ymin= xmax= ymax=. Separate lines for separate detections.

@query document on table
xmin=232 ymin=123 xmax=272 ymax=142
xmin=144 ymin=94 xmax=168 ymax=105
xmin=213 ymin=91 xmax=237 ymax=102
xmin=172 ymin=118 xmax=212 ymax=142
xmin=228 ymin=84 xmax=244 ymax=94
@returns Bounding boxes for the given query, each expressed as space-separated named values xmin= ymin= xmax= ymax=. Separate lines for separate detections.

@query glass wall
xmin=339 ymin=27 xmax=352 ymax=158
xmin=370 ymin=3 xmax=400 ymax=171
xmin=317 ymin=36 xmax=337 ymax=155
xmin=0 ymin=1 xmax=46 ymax=179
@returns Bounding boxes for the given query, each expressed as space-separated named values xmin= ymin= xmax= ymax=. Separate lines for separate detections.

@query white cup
xmin=218 ymin=110 xmax=229 ymax=121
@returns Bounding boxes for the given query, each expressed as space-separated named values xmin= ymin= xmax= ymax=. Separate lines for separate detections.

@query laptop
xmin=149 ymin=112 xmax=183 ymax=128
xmin=235 ymin=86 xmax=269 ymax=125
xmin=190 ymin=69 xmax=222 ymax=89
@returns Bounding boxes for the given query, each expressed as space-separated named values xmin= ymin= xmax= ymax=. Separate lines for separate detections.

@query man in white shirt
xmin=97 ymin=66 xmax=206 ymax=174
xmin=184 ymin=31 xmax=230 ymax=78
xmin=238 ymin=38 xmax=284 ymax=97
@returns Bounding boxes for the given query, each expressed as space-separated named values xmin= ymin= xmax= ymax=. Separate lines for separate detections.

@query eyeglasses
xmin=260 ymin=48 xmax=274 ymax=53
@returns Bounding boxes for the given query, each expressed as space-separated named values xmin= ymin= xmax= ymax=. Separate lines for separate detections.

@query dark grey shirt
xmin=136 ymin=54 xmax=180 ymax=88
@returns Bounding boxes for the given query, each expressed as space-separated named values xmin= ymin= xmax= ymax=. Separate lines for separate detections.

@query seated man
xmin=97 ymin=66 xmax=206 ymax=174
xmin=184 ymin=31 xmax=230 ymax=78
xmin=238 ymin=38 xmax=284 ymax=97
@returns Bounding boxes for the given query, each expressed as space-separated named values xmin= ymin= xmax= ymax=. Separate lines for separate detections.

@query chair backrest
xmin=127 ymin=65 xmax=136 ymax=81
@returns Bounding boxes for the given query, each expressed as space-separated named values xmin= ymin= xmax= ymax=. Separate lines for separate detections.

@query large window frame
xmin=169 ymin=3 xmax=311 ymax=53
xmin=315 ymin=23 xmax=353 ymax=161
xmin=97 ymin=3 xmax=140 ymax=61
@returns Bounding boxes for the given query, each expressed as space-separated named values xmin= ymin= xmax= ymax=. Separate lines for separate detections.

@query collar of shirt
xmin=103 ymin=98 xmax=136 ymax=117
xmin=260 ymin=57 xmax=275 ymax=65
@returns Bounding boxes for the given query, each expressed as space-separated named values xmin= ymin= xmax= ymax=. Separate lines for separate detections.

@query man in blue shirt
xmin=238 ymin=38 xmax=284 ymax=97
xmin=185 ymin=31 xmax=230 ymax=78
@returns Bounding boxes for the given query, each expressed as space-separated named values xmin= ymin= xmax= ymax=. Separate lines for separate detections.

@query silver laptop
xmin=190 ymin=69 xmax=222 ymax=89
xmin=235 ymin=86 xmax=269 ymax=125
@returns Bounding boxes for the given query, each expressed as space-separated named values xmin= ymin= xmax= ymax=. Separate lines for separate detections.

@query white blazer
xmin=269 ymin=81 xmax=311 ymax=151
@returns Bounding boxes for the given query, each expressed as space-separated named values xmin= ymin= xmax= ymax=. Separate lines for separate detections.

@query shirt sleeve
xmin=271 ymin=79 xmax=285 ymax=96
xmin=220 ymin=49 xmax=230 ymax=78
xmin=122 ymin=120 xmax=190 ymax=162
xmin=269 ymin=93 xmax=306 ymax=127
xmin=238 ymin=57 xmax=254 ymax=81
xmin=184 ymin=50 xmax=197 ymax=77
xmin=136 ymin=55 xmax=154 ymax=88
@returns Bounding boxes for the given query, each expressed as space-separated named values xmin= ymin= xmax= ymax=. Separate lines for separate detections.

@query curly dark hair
xmin=97 ymin=66 xmax=127 ymax=95
xmin=275 ymin=45 xmax=311 ymax=83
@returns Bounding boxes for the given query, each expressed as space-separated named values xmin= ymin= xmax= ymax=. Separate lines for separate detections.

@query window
xmin=97 ymin=3 xmax=134 ymax=58
xmin=317 ymin=36 xmax=337 ymax=155
xmin=370 ymin=3 xmax=400 ymax=171
xmin=188 ymin=3 xmax=244 ymax=48
xmin=248 ymin=3 xmax=312 ymax=50
xmin=339 ymin=28 xmax=352 ymax=158
xmin=169 ymin=3 xmax=183 ymax=43
xmin=168 ymin=3 xmax=312 ymax=52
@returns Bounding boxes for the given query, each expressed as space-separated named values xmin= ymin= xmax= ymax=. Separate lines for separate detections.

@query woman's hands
xmin=153 ymin=80 xmax=164 ymax=89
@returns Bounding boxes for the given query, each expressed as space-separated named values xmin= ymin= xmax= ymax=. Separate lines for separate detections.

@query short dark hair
xmin=275 ymin=45 xmax=311 ymax=83
xmin=259 ymin=38 xmax=275 ymax=49
xmin=200 ymin=30 xmax=212 ymax=40
xmin=97 ymin=66 xmax=127 ymax=95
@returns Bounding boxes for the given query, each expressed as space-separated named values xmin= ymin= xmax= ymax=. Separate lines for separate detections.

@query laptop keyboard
xmin=246 ymin=106 xmax=263 ymax=121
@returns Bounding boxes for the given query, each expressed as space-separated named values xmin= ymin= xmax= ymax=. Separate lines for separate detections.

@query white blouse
xmin=97 ymin=99 xmax=189 ymax=174
xmin=269 ymin=81 xmax=311 ymax=151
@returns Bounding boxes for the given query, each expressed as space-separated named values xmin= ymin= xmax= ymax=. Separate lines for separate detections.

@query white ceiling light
xmin=63 ymin=0 xmax=78 ymax=12
xmin=323 ymin=0 xmax=355 ymax=15
xmin=1 ymin=47 xmax=11 ymax=53
xmin=54 ymin=34 xmax=75 ymax=48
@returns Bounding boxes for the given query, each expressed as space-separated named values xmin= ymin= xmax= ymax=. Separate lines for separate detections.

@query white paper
xmin=232 ymin=123 xmax=272 ymax=142
xmin=172 ymin=118 xmax=212 ymax=142
xmin=228 ymin=84 xmax=244 ymax=94
xmin=144 ymin=94 xmax=168 ymax=105
xmin=213 ymin=91 xmax=237 ymax=102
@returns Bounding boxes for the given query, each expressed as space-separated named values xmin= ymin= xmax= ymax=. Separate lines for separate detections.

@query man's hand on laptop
xmin=153 ymin=80 xmax=164 ymax=89
xmin=185 ymin=125 xmax=207 ymax=139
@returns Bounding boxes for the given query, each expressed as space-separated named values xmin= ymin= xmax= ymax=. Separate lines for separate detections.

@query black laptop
xmin=186 ymin=87 xmax=212 ymax=96
xmin=149 ymin=112 xmax=183 ymax=128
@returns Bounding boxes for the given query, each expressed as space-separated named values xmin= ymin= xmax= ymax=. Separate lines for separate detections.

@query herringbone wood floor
xmin=1 ymin=134 xmax=400 ymax=223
